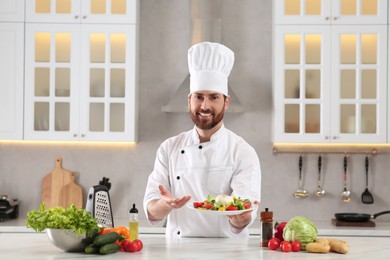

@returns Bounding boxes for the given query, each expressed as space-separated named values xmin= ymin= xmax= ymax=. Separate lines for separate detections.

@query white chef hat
xmin=188 ymin=42 xmax=234 ymax=96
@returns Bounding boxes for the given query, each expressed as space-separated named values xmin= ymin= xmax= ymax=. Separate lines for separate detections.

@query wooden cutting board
xmin=41 ymin=157 xmax=83 ymax=209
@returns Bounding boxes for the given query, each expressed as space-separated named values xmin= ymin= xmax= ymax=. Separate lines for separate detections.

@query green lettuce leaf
xmin=283 ymin=216 xmax=318 ymax=249
xmin=26 ymin=202 xmax=99 ymax=237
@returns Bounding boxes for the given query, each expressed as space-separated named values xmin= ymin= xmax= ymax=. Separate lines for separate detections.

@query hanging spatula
xmin=361 ymin=155 xmax=374 ymax=204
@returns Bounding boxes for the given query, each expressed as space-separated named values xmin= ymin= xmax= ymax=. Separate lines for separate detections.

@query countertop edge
xmin=2 ymin=219 xmax=390 ymax=237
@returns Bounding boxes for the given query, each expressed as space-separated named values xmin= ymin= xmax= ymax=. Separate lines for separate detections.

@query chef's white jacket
xmin=143 ymin=125 xmax=261 ymax=238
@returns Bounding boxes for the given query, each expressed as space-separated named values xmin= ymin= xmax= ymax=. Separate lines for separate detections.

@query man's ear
xmin=224 ymin=95 xmax=230 ymax=111
xmin=187 ymin=94 xmax=191 ymax=109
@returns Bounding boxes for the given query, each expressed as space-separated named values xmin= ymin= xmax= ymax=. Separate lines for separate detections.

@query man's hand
xmin=147 ymin=185 xmax=191 ymax=221
xmin=158 ymin=185 xmax=191 ymax=209
xmin=227 ymin=200 xmax=260 ymax=229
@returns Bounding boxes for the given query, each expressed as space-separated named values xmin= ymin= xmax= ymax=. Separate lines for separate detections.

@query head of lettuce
xmin=283 ymin=216 xmax=318 ymax=250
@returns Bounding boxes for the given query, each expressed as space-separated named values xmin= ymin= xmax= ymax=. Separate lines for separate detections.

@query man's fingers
xmin=170 ymin=196 xmax=191 ymax=208
xmin=158 ymin=185 xmax=167 ymax=195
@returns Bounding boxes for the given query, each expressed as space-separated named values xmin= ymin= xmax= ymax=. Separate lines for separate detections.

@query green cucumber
xmin=93 ymin=232 xmax=119 ymax=247
xmin=85 ymin=244 xmax=99 ymax=254
xmin=99 ymin=243 xmax=120 ymax=255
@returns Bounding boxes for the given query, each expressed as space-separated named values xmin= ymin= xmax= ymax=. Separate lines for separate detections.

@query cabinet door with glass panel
xmin=24 ymin=24 xmax=80 ymax=141
xmin=274 ymin=25 xmax=331 ymax=143
xmin=26 ymin=0 xmax=137 ymax=24
xmin=274 ymin=0 xmax=387 ymax=25
xmin=79 ymin=24 xmax=136 ymax=142
xmin=274 ymin=25 xmax=387 ymax=143
xmin=24 ymin=24 xmax=137 ymax=141
xmin=331 ymin=26 xmax=387 ymax=143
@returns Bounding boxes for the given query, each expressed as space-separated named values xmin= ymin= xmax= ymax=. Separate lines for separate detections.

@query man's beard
xmin=189 ymin=107 xmax=225 ymax=130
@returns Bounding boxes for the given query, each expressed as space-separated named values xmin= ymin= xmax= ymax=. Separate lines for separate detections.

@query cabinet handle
xmin=82 ymin=15 xmax=87 ymax=19
xmin=325 ymin=136 xmax=329 ymax=140
xmin=73 ymin=134 xmax=78 ymax=137
xmin=74 ymin=15 xmax=79 ymax=19
xmin=332 ymin=136 xmax=338 ymax=139
xmin=333 ymin=17 xmax=338 ymax=20
xmin=325 ymin=16 xmax=330 ymax=20
xmin=81 ymin=134 xmax=86 ymax=138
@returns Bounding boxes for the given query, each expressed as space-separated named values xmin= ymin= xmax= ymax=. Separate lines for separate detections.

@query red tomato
xmin=291 ymin=241 xmax=301 ymax=252
xmin=193 ymin=201 xmax=203 ymax=208
xmin=267 ymin=238 xmax=280 ymax=250
xmin=205 ymin=203 xmax=213 ymax=210
xmin=128 ymin=241 xmax=140 ymax=252
xmin=243 ymin=202 xmax=252 ymax=209
xmin=122 ymin=239 xmax=142 ymax=252
xmin=119 ymin=239 xmax=127 ymax=251
xmin=121 ymin=239 xmax=132 ymax=252
xmin=279 ymin=240 xmax=288 ymax=249
xmin=133 ymin=239 xmax=143 ymax=251
xmin=226 ymin=205 xmax=238 ymax=211
xmin=281 ymin=241 xmax=292 ymax=252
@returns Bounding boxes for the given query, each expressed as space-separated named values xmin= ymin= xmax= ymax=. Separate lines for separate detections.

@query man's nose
xmin=200 ymin=98 xmax=210 ymax=110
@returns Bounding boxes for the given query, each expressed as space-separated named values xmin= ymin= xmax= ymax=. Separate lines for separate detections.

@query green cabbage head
xmin=283 ymin=216 xmax=318 ymax=249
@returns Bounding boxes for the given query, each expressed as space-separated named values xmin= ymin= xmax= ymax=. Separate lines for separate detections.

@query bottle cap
xmin=130 ymin=203 xmax=138 ymax=213
xmin=260 ymin=208 xmax=273 ymax=219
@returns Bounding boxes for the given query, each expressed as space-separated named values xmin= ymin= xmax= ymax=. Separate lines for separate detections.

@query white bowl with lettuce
xmin=26 ymin=203 xmax=100 ymax=252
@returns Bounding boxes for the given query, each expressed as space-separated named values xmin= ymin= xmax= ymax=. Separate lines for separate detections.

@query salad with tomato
xmin=193 ymin=194 xmax=252 ymax=211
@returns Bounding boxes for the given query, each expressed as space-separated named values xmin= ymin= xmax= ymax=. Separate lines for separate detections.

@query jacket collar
xmin=191 ymin=124 xmax=226 ymax=143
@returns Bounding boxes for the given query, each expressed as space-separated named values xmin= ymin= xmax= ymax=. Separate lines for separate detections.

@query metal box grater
xmin=85 ymin=185 xmax=114 ymax=228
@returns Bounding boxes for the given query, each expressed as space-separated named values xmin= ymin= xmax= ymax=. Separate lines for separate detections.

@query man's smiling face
xmin=188 ymin=90 xmax=230 ymax=130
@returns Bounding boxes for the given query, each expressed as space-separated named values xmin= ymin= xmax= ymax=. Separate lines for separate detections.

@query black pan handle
xmin=373 ymin=211 xmax=390 ymax=219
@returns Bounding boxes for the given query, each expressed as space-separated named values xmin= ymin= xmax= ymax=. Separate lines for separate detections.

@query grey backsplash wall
xmin=1 ymin=0 xmax=390 ymax=224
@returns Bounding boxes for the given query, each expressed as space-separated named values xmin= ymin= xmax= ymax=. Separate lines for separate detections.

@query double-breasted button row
xmin=180 ymin=145 xmax=203 ymax=154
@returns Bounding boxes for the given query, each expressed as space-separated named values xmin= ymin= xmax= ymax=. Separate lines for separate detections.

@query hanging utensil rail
xmin=273 ymin=144 xmax=379 ymax=155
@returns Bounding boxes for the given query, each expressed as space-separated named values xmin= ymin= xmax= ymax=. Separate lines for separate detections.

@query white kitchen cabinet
xmin=23 ymin=0 xmax=138 ymax=142
xmin=274 ymin=0 xmax=387 ymax=25
xmin=26 ymin=0 xmax=137 ymax=24
xmin=24 ymin=23 xmax=137 ymax=142
xmin=24 ymin=0 xmax=138 ymax=141
xmin=273 ymin=25 xmax=387 ymax=143
xmin=0 ymin=23 xmax=24 ymax=140
xmin=0 ymin=0 xmax=25 ymax=22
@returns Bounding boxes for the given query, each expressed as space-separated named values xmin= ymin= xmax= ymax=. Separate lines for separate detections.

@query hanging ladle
xmin=341 ymin=155 xmax=351 ymax=202
xmin=315 ymin=154 xmax=326 ymax=197
xmin=293 ymin=155 xmax=309 ymax=199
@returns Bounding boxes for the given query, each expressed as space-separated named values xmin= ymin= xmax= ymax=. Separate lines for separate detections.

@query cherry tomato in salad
xmin=267 ymin=238 xmax=280 ymax=250
xmin=243 ymin=202 xmax=252 ymax=209
xmin=226 ymin=205 xmax=238 ymax=211
xmin=193 ymin=201 xmax=203 ymax=208
xmin=205 ymin=203 xmax=213 ymax=210
xmin=291 ymin=241 xmax=301 ymax=252
xmin=281 ymin=241 xmax=292 ymax=252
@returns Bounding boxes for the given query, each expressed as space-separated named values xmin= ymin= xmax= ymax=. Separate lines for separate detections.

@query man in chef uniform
xmin=143 ymin=42 xmax=261 ymax=237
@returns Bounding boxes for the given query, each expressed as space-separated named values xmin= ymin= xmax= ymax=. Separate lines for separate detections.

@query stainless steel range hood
xmin=161 ymin=0 xmax=244 ymax=113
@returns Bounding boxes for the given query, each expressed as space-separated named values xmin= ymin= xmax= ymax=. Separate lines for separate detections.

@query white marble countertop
xmin=2 ymin=218 xmax=390 ymax=237
xmin=1 ymin=232 xmax=390 ymax=259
